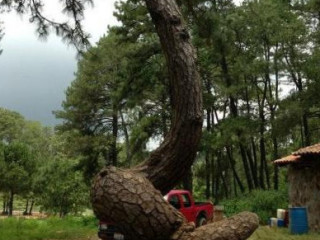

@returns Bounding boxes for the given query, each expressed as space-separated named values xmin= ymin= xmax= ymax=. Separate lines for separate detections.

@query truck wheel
xmin=196 ymin=216 xmax=207 ymax=227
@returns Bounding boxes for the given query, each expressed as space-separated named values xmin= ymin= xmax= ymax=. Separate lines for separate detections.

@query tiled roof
xmin=293 ymin=143 xmax=320 ymax=155
xmin=274 ymin=143 xmax=320 ymax=166
xmin=274 ymin=155 xmax=301 ymax=166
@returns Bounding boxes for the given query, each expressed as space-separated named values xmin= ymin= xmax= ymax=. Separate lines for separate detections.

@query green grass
xmin=0 ymin=216 xmax=97 ymax=240
xmin=2 ymin=216 xmax=320 ymax=240
xmin=249 ymin=226 xmax=320 ymax=240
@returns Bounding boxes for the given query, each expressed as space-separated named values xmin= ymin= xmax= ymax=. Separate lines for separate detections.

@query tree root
xmin=177 ymin=212 xmax=259 ymax=240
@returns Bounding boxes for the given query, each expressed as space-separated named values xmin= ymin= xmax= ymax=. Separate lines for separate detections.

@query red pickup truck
xmin=98 ymin=190 xmax=214 ymax=240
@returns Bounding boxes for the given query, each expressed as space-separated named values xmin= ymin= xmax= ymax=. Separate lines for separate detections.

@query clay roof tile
xmin=274 ymin=143 xmax=320 ymax=166
xmin=274 ymin=155 xmax=301 ymax=166
xmin=293 ymin=143 xmax=320 ymax=155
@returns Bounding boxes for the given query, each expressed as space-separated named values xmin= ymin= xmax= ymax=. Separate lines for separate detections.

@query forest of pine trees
xmin=55 ymin=0 xmax=320 ymax=202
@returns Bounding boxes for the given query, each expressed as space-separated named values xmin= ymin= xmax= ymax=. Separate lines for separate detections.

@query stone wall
xmin=288 ymin=163 xmax=320 ymax=232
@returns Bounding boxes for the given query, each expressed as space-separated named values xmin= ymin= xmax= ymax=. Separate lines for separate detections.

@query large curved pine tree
xmin=91 ymin=0 xmax=259 ymax=239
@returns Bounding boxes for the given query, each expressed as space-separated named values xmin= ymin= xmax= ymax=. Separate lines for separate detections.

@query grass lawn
xmin=0 ymin=216 xmax=97 ymax=240
xmin=2 ymin=217 xmax=320 ymax=240
xmin=249 ymin=226 xmax=320 ymax=240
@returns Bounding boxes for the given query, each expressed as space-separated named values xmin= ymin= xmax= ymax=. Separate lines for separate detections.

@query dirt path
xmin=73 ymin=237 xmax=99 ymax=240
xmin=47 ymin=236 xmax=99 ymax=240
xmin=0 ymin=211 xmax=47 ymax=219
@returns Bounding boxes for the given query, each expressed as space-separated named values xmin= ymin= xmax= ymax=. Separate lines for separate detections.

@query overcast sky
xmin=0 ymin=0 xmax=118 ymax=126
xmin=0 ymin=0 xmax=243 ymax=126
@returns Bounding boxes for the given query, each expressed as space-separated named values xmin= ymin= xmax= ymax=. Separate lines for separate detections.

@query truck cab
xmin=165 ymin=190 xmax=214 ymax=227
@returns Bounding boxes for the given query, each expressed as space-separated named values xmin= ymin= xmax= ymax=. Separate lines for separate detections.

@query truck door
xmin=179 ymin=193 xmax=195 ymax=223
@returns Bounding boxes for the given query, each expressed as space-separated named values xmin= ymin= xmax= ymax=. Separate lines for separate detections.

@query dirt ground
xmin=0 ymin=211 xmax=47 ymax=219
xmin=47 ymin=236 xmax=99 ymax=240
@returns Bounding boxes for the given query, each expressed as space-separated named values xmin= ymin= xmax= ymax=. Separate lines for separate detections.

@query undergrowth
xmin=0 ymin=216 xmax=97 ymax=240
xmin=220 ymin=188 xmax=288 ymax=224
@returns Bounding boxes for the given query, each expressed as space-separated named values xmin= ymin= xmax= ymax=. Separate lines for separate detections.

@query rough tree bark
xmin=8 ymin=190 xmax=14 ymax=216
xmin=92 ymin=167 xmax=258 ymax=240
xmin=108 ymin=104 xmax=118 ymax=166
xmin=24 ymin=199 xmax=29 ymax=215
xmin=92 ymin=0 xmax=258 ymax=239
xmin=131 ymin=0 xmax=203 ymax=195
xmin=29 ymin=199 xmax=35 ymax=215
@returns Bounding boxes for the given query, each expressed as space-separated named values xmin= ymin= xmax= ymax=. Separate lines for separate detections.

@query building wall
xmin=288 ymin=164 xmax=320 ymax=232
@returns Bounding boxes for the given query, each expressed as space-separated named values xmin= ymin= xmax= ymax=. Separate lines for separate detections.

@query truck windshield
xmin=169 ymin=195 xmax=181 ymax=209
xmin=181 ymin=194 xmax=191 ymax=208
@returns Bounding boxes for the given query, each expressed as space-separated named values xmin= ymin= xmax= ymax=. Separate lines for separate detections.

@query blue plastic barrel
xmin=289 ymin=207 xmax=308 ymax=234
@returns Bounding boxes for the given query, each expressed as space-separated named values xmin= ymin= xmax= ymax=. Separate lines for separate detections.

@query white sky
xmin=0 ymin=0 xmax=118 ymax=125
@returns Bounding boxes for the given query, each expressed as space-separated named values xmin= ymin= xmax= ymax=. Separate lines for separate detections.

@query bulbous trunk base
xmin=92 ymin=167 xmax=259 ymax=240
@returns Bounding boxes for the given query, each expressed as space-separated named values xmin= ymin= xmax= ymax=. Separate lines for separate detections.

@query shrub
xmin=220 ymin=188 xmax=288 ymax=224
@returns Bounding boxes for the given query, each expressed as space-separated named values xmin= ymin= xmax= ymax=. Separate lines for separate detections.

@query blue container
xmin=277 ymin=219 xmax=285 ymax=227
xmin=290 ymin=207 xmax=308 ymax=234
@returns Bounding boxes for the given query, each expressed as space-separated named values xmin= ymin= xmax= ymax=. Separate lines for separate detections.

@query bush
xmin=220 ymin=188 xmax=288 ymax=224
xmin=80 ymin=215 xmax=98 ymax=227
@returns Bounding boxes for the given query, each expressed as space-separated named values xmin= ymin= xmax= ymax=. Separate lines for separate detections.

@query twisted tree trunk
xmin=92 ymin=0 xmax=259 ymax=239
xmin=132 ymin=0 xmax=203 ymax=195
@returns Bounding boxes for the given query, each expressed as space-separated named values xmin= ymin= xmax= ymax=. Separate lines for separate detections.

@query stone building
xmin=274 ymin=143 xmax=320 ymax=232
